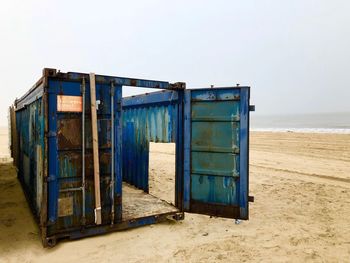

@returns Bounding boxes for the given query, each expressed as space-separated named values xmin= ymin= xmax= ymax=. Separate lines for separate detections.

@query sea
xmin=251 ymin=112 xmax=350 ymax=134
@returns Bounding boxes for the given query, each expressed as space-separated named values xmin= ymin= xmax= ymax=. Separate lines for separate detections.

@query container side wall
xmin=122 ymin=91 xmax=178 ymax=192
xmin=15 ymin=97 xmax=45 ymax=219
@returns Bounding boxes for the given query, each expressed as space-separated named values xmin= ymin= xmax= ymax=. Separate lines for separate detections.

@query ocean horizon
xmin=1 ymin=112 xmax=349 ymax=134
xmin=251 ymin=112 xmax=350 ymax=134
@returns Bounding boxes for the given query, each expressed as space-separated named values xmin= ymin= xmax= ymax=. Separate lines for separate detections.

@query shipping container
xmin=10 ymin=68 xmax=254 ymax=247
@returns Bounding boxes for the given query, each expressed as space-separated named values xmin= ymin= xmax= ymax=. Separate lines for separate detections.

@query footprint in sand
xmin=1 ymin=217 xmax=16 ymax=227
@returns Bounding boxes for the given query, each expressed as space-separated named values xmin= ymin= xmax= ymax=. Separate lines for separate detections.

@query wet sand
xmin=0 ymin=128 xmax=350 ymax=262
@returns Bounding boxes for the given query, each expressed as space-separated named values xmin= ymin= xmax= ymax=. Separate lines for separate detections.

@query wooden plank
xmin=9 ymin=106 xmax=18 ymax=167
xmin=9 ymin=106 xmax=13 ymax=157
xmin=89 ymin=73 xmax=102 ymax=225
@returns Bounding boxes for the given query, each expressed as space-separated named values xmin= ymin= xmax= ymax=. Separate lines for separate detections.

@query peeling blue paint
xmin=183 ymin=87 xmax=250 ymax=219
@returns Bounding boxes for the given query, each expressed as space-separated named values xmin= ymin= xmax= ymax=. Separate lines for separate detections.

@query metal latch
xmin=96 ymin=100 xmax=101 ymax=110
xmin=248 ymin=196 xmax=255 ymax=202
xmin=249 ymin=105 xmax=255 ymax=112
xmin=45 ymin=174 xmax=56 ymax=182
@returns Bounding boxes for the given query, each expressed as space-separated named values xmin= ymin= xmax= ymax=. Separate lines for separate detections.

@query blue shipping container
xmin=10 ymin=68 xmax=253 ymax=247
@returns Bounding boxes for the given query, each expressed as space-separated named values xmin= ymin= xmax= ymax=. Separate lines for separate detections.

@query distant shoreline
xmin=252 ymin=128 xmax=350 ymax=134
xmin=2 ymin=126 xmax=350 ymax=135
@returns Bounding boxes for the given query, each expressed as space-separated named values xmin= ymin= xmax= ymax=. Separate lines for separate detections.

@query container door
xmin=47 ymin=77 xmax=122 ymax=229
xmin=183 ymin=87 xmax=251 ymax=219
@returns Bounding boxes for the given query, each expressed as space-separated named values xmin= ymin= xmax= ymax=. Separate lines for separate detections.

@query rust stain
xmin=57 ymin=119 xmax=82 ymax=149
xmin=130 ymin=79 xmax=137 ymax=86
xmin=58 ymin=196 xmax=73 ymax=217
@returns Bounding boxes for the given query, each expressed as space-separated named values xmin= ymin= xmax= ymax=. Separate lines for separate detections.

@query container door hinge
xmin=249 ymin=105 xmax=255 ymax=112
xmin=248 ymin=196 xmax=254 ymax=202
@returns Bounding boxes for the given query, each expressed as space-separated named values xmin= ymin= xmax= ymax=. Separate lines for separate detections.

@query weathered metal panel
xmin=36 ymin=145 xmax=43 ymax=210
xmin=191 ymin=152 xmax=239 ymax=177
xmin=191 ymin=100 xmax=240 ymax=121
xmin=122 ymin=90 xmax=178 ymax=191
xmin=183 ymin=91 xmax=191 ymax=210
xmin=191 ymin=175 xmax=237 ymax=204
xmin=183 ymin=87 xmax=250 ymax=219
xmin=175 ymin=89 xmax=185 ymax=210
xmin=46 ymin=77 xmax=123 ymax=234
xmin=15 ymin=97 xmax=45 ymax=217
xmin=238 ymin=87 xmax=250 ymax=219
xmin=54 ymin=72 xmax=176 ymax=90
xmin=191 ymin=122 xmax=239 ymax=153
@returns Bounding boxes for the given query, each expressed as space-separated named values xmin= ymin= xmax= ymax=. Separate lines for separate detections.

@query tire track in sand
xmin=251 ymin=164 xmax=350 ymax=185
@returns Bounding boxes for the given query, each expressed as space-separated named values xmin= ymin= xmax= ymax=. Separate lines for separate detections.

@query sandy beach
xmin=0 ymin=128 xmax=349 ymax=262
xmin=0 ymin=127 xmax=10 ymax=161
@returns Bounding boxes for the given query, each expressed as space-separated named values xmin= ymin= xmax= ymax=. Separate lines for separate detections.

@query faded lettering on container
xmin=57 ymin=95 xmax=82 ymax=112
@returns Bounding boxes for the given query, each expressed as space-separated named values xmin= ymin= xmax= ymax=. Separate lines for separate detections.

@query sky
xmin=0 ymin=0 xmax=350 ymax=126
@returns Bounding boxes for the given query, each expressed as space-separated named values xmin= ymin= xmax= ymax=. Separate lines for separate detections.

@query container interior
xmin=121 ymin=88 xmax=180 ymax=220
xmin=122 ymin=183 xmax=177 ymax=221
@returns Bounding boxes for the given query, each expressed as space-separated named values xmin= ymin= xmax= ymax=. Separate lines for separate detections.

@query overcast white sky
xmin=1 ymin=0 xmax=349 ymax=125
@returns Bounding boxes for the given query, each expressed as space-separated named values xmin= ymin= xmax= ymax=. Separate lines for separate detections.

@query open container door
xmin=183 ymin=87 xmax=252 ymax=220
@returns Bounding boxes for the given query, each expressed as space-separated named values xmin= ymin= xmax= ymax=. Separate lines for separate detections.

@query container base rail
xmin=45 ymin=211 xmax=184 ymax=247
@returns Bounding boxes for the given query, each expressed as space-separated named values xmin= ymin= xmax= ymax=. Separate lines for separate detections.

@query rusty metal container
xmin=10 ymin=68 xmax=253 ymax=247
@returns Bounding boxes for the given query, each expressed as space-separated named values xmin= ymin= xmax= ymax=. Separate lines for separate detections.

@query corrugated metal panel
xmin=191 ymin=96 xmax=240 ymax=205
xmin=122 ymin=90 xmax=178 ymax=191
xmin=183 ymin=87 xmax=250 ymax=219
xmin=16 ymin=97 xmax=45 ymax=216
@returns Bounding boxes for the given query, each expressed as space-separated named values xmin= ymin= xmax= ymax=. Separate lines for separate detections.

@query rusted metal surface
xmin=57 ymin=118 xmax=82 ymax=149
xmin=183 ymin=87 xmax=251 ymax=220
xmin=57 ymin=118 xmax=112 ymax=150
xmin=189 ymin=200 xmax=241 ymax=218
xmin=44 ymin=210 xmax=184 ymax=246
xmin=58 ymin=196 xmax=74 ymax=217
xmin=40 ymin=87 xmax=49 ymax=246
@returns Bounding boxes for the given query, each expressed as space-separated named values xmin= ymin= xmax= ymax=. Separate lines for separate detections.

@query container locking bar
xmin=110 ymin=81 xmax=115 ymax=225
xmin=90 ymin=73 xmax=102 ymax=225
xmin=59 ymin=187 xmax=83 ymax=193
xmin=81 ymin=77 xmax=86 ymax=225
